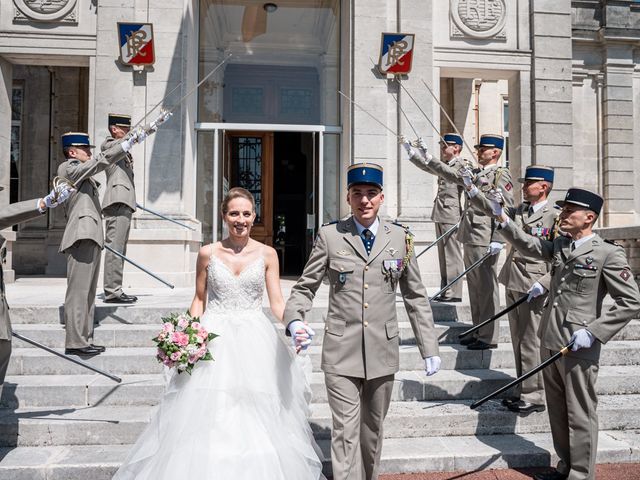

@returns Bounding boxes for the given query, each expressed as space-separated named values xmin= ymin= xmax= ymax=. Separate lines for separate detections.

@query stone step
xmin=3 ymin=395 xmax=640 ymax=447
xmin=3 ymin=366 xmax=640 ymax=408
xmin=0 ymin=429 xmax=638 ymax=479
xmin=11 ymin=320 xmax=640 ymax=350
xmin=7 ymin=340 xmax=640 ymax=376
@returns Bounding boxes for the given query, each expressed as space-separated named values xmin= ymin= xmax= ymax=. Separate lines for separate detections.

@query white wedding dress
xmin=113 ymin=254 xmax=325 ymax=479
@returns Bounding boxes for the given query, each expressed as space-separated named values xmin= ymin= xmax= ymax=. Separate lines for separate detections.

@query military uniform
xmin=0 ymin=199 xmax=44 ymax=383
xmin=431 ymin=139 xmax=467 ymax=301
xmin=101 ymin=114 xmax=137 ymax=302
xmin=410 ymin=136 xmax=515 ymax=346
xmin=500 ymin=188 xmax=640 ymax=480
xmin=284 ymin=164 xmax=439 ymax=480
xmin=58 ymin=133 xmax=129 ymax=351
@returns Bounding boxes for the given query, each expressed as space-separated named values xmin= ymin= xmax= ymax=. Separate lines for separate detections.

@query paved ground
xmin=379 ymin=463 xmax=640 ymax=479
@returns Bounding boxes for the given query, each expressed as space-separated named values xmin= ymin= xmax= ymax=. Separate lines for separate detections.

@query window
xmin=10 ymin=84 xmax=24 ymax=204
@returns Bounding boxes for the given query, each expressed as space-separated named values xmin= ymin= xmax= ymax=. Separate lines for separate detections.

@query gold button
xmin=364 ymin=321 xmax=369 ymax=326
xmin=340 ymin=267 xmax=344 ymax=271
xmin=365 ymin=266 xmax=369 ymax=271
xmin=364 ymin=303 xmax=369 ymax=308
xmin=364 ymin=284 xmax=369 ymax=289
xmin=553 ymin=302 xmax=558 ymax=307
xmin=556 ymin=289 xmax=561 ymax=294
xmin=561 ymin=277 xmax=565 ymax=282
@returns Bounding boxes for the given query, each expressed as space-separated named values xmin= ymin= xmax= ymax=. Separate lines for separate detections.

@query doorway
xmin=223 ymin=130 xmax=316 ymax=275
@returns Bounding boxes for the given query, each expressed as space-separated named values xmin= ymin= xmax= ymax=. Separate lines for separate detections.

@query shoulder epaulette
xmin=322 ymin=220 xmax=338 ymax=227
xmin=604 ymin=239 xmax=622 ymax=247
xmin=392 ymin=221 xmax=413 ymax=234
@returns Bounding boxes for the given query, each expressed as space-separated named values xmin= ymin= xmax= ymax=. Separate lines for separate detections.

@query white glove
xmin=287 ymin=320 xmax=316 ymax=350
xmin=424 ymin=356 xmax=441 ymax=376
xmin=41 ymin=184 xmax=75 ymax=210
xmin=488 ymin=241 xmax=504 ymax=256
xmin=400 ymin=135 xmax=431 ymax=165
xmin=485 ymin=188 xmax=505 ymax=217
xmin=121 ymin=127 xmax=149 ymax=152
xmin=570 ymin=328 xmax=595 ymax=351
xmin=527 ymin=281 xmax=547 ymax=302
xmin=458 ymin=166 xmax=474 ymax=188
xmin=149 ymin=108 xmax=172 ymax=132
xmin=415 ymin=137 xmax=432 ymax=160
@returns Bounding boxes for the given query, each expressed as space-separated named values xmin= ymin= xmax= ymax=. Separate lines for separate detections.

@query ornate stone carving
xmin=450 ymin=0 xmax=506 ymax=40
xmin=13 ymin=0 xmax=78 ymax=23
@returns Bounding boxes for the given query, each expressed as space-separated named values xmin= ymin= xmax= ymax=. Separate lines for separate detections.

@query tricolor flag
xmin=118 ymin=23 xmax=155 ymax=66
xmin=378 ymin=33 xmax=415 ymax=75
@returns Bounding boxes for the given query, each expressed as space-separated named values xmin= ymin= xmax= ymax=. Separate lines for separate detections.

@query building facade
xmin=1 ymin=1 xmax=640 ymax=285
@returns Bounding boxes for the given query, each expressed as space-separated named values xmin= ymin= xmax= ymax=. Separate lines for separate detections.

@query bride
xmin=113 ymin=187 xmax=325 ymax=479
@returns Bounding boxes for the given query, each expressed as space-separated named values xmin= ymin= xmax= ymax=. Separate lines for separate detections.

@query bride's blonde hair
xmin=220 ymin=187 xmax=256 ymax=215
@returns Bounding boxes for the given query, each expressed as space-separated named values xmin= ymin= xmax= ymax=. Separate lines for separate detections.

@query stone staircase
xmin=1 ymin=290 xmax=640 ymax=479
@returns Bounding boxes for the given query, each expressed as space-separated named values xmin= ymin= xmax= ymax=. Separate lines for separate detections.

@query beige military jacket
xmin=431 ymin=157 xmax=467 ymax=224
xmin=58 ymin=140 xmax=128 ymax=253
xmin=414 ymin=157 xmax=515 ymax=246
xmin=487 ymin=201 xmax=559 ymax=293
xmin=284 ymin=216 xmax=439 ymax=379
xmin=101 ymin=136 xmax=136 ymax=212
xmin=0 ymin=200 xmax=44 ymax=340
xmin=501 ymin=221 xmax=640 ymax=362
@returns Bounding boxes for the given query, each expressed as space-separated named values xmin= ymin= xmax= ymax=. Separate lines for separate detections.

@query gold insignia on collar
xmin=336 ymin=249 xmax=351 ymax=256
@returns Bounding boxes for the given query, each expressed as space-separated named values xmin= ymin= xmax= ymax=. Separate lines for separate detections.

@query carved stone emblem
xmin=450 ymin=0 xmax=506 ymax=40
xmin=13 ymin=0 xmax=78 ymax=23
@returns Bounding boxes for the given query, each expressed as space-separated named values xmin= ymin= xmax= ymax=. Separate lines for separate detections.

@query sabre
xmin=470 ymin=341 xmax=575 ymax=410
xmin=393 ymin=77 xmax=448 ymax=145
xmin=429 ymin=250 xmax=492 ymax=302
xmin=136 ymin=203 xmax=195 ymax=231
xmin=458 ymin=293 xmax=528 ymax=339
xmin=416 ymin=220 xmax=460 ymax=259
xmin=105 ymin=245 xmax=175 ymax=289
xmin=130 ymin=81 xmax=184 ymax=132
xmin=421 ymin=79 xmax=478 ymax=164
xmin=338 ymin=90 xmax=399 ymax=137
xmin=12 ymin=331 xmax=122 ymax=383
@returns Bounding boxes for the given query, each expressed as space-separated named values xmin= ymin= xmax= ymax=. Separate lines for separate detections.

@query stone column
xmin=0 ymin=57 xmax=15 ymax=282
xmin=530 ymin=1 xmax=573 ymax=195
xmin=602 ymin=45 xmax=635 ymax=226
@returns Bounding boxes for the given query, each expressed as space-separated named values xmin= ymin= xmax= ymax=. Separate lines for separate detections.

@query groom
xmin=284 ymin=163 xmax=441 ymax=480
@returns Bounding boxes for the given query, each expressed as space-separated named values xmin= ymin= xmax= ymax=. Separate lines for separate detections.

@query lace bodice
xmin=206 ymin=255 xmax=265 ymax=311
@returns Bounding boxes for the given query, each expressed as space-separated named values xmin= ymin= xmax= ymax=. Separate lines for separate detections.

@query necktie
xmin=570 ymin=242 xmax=576 ymax=252
xmin=527 ymin=206 xmax=534 ymax=217
xmin=361 ymin=229 xmax=375 ymax=255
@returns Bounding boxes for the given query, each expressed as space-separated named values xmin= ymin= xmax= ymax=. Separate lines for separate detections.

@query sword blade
xmin=338 ymin=90 xmax=398 ymax=137
xmin=105 ymin=245 xmax=175 ymax=289
xmin=394 ymin=78 xmax=448 ymax=145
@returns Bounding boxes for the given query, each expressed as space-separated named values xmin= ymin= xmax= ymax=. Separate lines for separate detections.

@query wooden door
xmin=224 ymin=131 xmax=274 ymax=246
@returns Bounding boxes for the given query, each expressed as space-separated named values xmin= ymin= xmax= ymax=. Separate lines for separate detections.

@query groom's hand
xmin=287 ymin=320 xmax=315 ymax=351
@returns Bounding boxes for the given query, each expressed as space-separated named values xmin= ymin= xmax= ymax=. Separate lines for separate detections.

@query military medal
xmin=382 ymin=259 xmax=403 ymax=281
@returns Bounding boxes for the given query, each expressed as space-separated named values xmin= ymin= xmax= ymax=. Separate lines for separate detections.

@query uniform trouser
xmin=464 ymin=244 xmax=500 ymax=344
xmin=0 ymin=339 xmax=10 ymax=384
xmin=64 ymin=240 xmax=101 ymax=349
xmin=542 ymin=349 xmax=599 ymax=480
xmin=506 ymin=289 xmax=545 ymax=404
xmin=325 ymin=373 xmax=394 ymax=480
xmin=435 ymin=222 xmax=464 ymax=300
xmin=103 ymin=204 xmax=133 ymax=300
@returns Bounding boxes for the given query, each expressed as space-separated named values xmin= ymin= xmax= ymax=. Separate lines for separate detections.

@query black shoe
xmin=90 ymin=344 xmax=106 ymax=353
xmin=501 ymin=397 xmax=518 ymax=407
xmin=65 ymin=346 xmax=102 ymax=356
xmin=459 ymin=336 xmax=476 ymax=346
xmin=533 ymin=470 xmax=568 ymax=480
xmin=508 ymin=400 xmax=546 ymax=414
xmin=104 ymin=293 xmax=138 ymax=304
xmin=467 ymin=340 xmax=498 ymax=350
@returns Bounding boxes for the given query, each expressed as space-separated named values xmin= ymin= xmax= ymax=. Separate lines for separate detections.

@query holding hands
xmin=287 ymin=320 xmax=316 ymax=352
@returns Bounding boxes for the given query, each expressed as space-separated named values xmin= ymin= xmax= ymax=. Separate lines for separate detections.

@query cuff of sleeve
xmin=499 ymin=217 xmax=510 ymax=229
xmin=37 ymin=199 xmax=46 ymax=214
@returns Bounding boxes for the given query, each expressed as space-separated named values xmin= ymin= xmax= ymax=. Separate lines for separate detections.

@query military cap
xmin=108 ymin=114 xmax=132 ymax=128
xmin=556 ymin=188 xmax=603 ymax=215
xmin=61 ymin=132 xmax=94 ymax=149
xmin=442 ymin=133 xmax=463 ymax=145
xmin=518 ymin=165 xmax=554 ymax=183
xmin=474 ymin=134 xmax=504 ymax=150
xmin=347 ymin=163 xmax=383 ymax=189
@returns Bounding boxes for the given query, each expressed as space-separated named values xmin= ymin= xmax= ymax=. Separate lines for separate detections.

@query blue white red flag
xmin=118 ymin=23 xmax=155 ymax=66
xmin=378 ymin=33 xmax=415 ymax=75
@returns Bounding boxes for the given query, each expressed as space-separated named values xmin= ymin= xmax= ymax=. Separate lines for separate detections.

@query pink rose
xmin=177 ymin=315 xmax=189 ymax=330
xmin=171 ymin=331 xmax=189 ymax=347
xmin=162 ymin=322 xmax=174 ymax=333
xmin=188 ymin=354 xmax=198 ymax=364
xmin=170 ymin=351 xmax=182 ymax=361
xmin=157 ymin=348 xmax=167 ymax=360
xmin=163 ymin=358 xmax=174 ymax=367
xmin=191 ymin=322 xmax=202 ymax=330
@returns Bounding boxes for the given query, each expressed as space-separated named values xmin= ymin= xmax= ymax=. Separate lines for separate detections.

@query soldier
xmin=0 ymin=184 xmax=73 ymax=383
xmin=431 ymin=133 xmax=467 ymax=303
xmin=488 ymin=187 xmax=640 ymax=480
xmin=102 ymin=114 xmax=138 ymax=304
xmin=403 ymin=134 xmax=515 ymax=350
xmin=284 ymin=163 xmax=441 ymax=480
xmin=478 ymin=165 xmax=559 ymax=413
xmin=58 ymin=130 xmax=147 ymax=356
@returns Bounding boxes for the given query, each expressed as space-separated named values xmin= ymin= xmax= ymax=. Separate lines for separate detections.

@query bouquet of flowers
xmin=153 ymin=312 xmax=218 ymax=375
